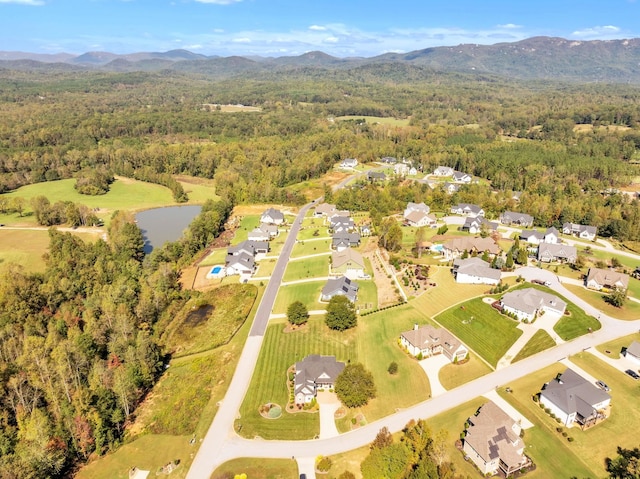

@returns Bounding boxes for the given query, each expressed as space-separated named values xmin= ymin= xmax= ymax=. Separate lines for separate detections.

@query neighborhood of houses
xmin=199 ymin=159 xmax=640 ymax=478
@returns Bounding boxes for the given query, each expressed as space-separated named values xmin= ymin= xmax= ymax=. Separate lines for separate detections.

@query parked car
xmin=595 ymin=380 xmax=610 ymax=391
xmin=625 ymin=369 xmax=640 ymax=380
xmin=532 ymin=279 xmax=551 ymax=286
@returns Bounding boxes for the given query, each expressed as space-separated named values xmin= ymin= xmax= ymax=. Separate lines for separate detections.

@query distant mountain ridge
xmin=3 ymin=36 xmax=640 ymax=83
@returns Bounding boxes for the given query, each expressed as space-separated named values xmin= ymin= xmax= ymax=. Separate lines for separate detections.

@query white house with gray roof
xmin=462 ymin=216 xmax=498 ymax=235
xmin=453 ymin=257 xmax=501 ymax=285
xmin=563 ymin=222 xmax=597 ymax=241
xmin=294 ymin=355 xmax=345 ymax=404
xmin=452 ymin=171 xmax=472 ymax=183
xmin=500 ymin=211 xmax=534 ymax=227
xmin=403 ymin=202 xmax=430 ymax=218
xmin=585 ymin=267 xmax=629 ymax=291
xmin=321 ymin=276 xmax=359 ymax=303
xmin=260 ymin=208 xmax=285 ymax=225
xmin=450 ymin=203 xmax=484 ymax=217
xmin=433 ymin=166 xmax=454 ymax=177
xmin=538 ymin=243 xmax=577 ymax=264
xmin=539 ymin=368 xmax=610 ymax=428
xmin=625 ymin=341 xmax=640 ymax=365
xmin=500 ymin=287 xmax=566 ymax=322
xmin=400 ymin=324 xmax=468 ymax=362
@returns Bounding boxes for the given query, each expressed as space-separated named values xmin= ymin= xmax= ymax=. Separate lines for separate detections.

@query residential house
xmin=433 ymin=166 xmax=454 ymax=177
xmin=260 ymin=207 xmax=285 ymax=225
xmin=537 ymin=243 xmax=577 ymax=264
xmin=409 ymin=166 xmax=418 ymax=176
xmin=452 ymin=171 xmax=472 ymax=183
xmin=331 ymin=249 xmax=366 ymax=279
xmin=624 ymin=341 xmax=640 ymax=365
xmin=405 ymin=211 xmax=437 ymax=228
xmin=500 ymin=211 xmax=534 ymax=227
xmin=360 ymin=224 xmax=372 ymax=237
xmin=225 ymin=252 xmax=256 ymax=276
xmin=329 ymin=216 xmax=355 ymax=233
xmin=294 ymin=355 xmax=345 ymax=404
xmin=544 ymin=227 xmax=560 ymax=244
xmin=520 ymin=230 xmax=544 ymax=245
xmin=443 ymin=237 xmax=500 ymax=261
xmin=453 ymin=257 xmax=501 ymax=285
xmin=500 ymin=287 xmax=566 ymax=322
xmin=539 ymin=368 xmax=611 ymax=428
xmin=314 ymin=203 xmax=337 ymax=218
xmin=462 ymin=216 xmax=498 ymax=235
xmin=450 ymin=203 xmax=485 ymax=217
xmin=404 ymin=202 xmax=430 ymax=218
xmin=394 ymin=163 xmax=410 ymax=176
xmin=228 ymin=239 xmax=269 ymax=257
xmin=442 ymin=182 xmax=461 ymax=194
xmin=367 ymin=171 xmax=387 ymax=182
xmin=400 ymin=324 xmax=468 ymax=362
xmin=331 ymin=232 xmax=361 ymax=251
xmin=463 ymin=401 xmax=531 ymax=477
xmin=339 ymin=158 xmax=358 ymax=168
xmin=563 ymin=222 xmax=597 ymax=241
xmin=380 ymin=156 xmax=397 ymax=164
xmin=321 ymin=276 xmax=359 ymax=302
xmin=247 ymin=223 xmax=279 ymax=242
xmin=585 ymin=267 xmax=630 ymax=291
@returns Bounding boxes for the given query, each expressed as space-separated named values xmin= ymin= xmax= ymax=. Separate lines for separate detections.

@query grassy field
xmin=211 ymin=458 xmax=298 ymax=479
xmin=254 ymin=257 xmax=278 ymax=277
xmin=334 ymin=115 xmax=411 ymax=127
xmin=283 ymin=255 xmax=330 ymax=282
xmin=272 ymin=281 xmax=325 ymax=314
xmin=355 ymin=280 xmax=378 ymax=312
xmin=582 ymin=246 xmax=640 ymax=271
xmin=563 ymin=283 xmax=640 ymax=321
xmin=175 ymin=175 xmax=219 ymax=203
xmin=231 ymin=215 xmax=261 ymax=244
xmin=438 ymin=352 xmax=493 ymax=390
xmin=290 ymin=239 xmax=331 ymax=258
xmin=435 ymin=297 xmax=522 ymax=367
xmin=497 ymin=364 xmax=601 ymax=478
xmin=198 ymin=248 xmax=227 ymax=267
xmin=0 ymin=229 xmax=55 ymax=273
xmin=511 ymin=329 xmax=556 ymax=363
xmin=409 ymin=266 xmax=488 ymax=318
xmin=595 ymin=332 xmax=640 ymax=358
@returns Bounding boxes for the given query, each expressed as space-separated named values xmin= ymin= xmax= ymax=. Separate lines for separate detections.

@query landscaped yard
xmin=272 ymin=281 xmax=325 ymax=314
xmin=290 ymin=239 xmax=331 ymax=258
xmin=563 ymin=283 xmax=640 ymax=321
xmin=282 ymin=255 xmax=329 ymax=282
xmin=199 ymin=247 xmax=227 ymax=267
xmin=595 ymin=332 xmax=640 ymax=358
xmin=212 ymin=458 xmax=298 ymax=479
xmin=231 ymin=215 xmax=261 ymax=244
xmin=435 ymin=297 xmax=522 ymax=367
xmin=355 ymin=280 xmax=378 ymax=312
xmin=511 ymin=329 xmax=556 ymax=363
xmin=438 ymin=352 xmax=493 ymax=390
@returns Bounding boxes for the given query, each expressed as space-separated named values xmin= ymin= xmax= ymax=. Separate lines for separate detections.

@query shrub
xmin=567 ymin=437 xmax=574 ymax=442
xmin=316 ymin=456 xmax=332 ymax=472
xmin=387 ymin=361 xmax=398 ymax=375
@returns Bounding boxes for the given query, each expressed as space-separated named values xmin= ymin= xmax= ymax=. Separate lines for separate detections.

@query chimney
xmin=414 ymin=324 xmax=419 ymax=331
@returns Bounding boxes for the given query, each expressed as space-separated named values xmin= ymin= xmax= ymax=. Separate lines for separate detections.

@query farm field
xmin=435 ymin=297 xmax=522 ymax=367
xmin=174 ymin=174 xmax=219 ymax=203
xmin=0 ymin=228 xmax=68 ymax=273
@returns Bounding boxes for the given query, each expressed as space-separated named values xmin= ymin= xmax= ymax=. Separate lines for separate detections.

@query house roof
xmin=465 ymin=401 xmax=525 ymax=468
xmin=444 ymin=237 xmax=500 ymax=255
xmin=452 ymin=203 xmax=483 ymax=215
xmin=443 ymin=182 xmax=461 ymax=193
xmin=463 ymin=216 xmax=498 ymax=231
xmin=586 ymin=267 xmax=630 ymax=289
xmin=454 ymin=257 xmax=501 ymax=281
xmin=563 ymin=222 xmax=597 ymax=235
xmin=434 ymin=166 xmax=454 ymax=175
xmin=294 ymin=355 xmax=345 ymax=396
xmin=322 ymin=276 xmax=359 ymax=302
xmin=330 ymin=215 xmax=354 ymax=226
xmin=331 ymin=232 xmax=361 ymax=247
xmin=405 ymin=201 xmax=430 ymax=214
xmin=405 ymin=210 xmax=435 ymax=225
xmin=315 ymin=203 xmax=337 ymax=216
xmin=501 ymin=288 xmax=566 ymax=316
xmin=627 ymin=340 xmax=640 ymax=358
xmin=540 ymin=368 xmax=610 ymax=417
xmin=502 ymin=211 xmax=534 ymax=224
xmin=332 ymin=249 xmax=365 ymax=269
xmin=538 ymin=243 xmax=577 ymax=260
xmin=452 ymin=171 xmax=470 ymax=181
xmin=400 ymin=325 xmax=465 ymax=356
xmin=248 ymin=228 xmax=270 ymax=241
xmin=545 ymin=226 xmax=560 ymax=237
xmin=368 ymin=171 xmax=387 ymax=180
xmin=520 ymin=230 xmax=544 ymax=241
xmin=225 ymin=252 xmax=255 ymax=271
xmin=261 ymin=207 xmax=284 ymax=222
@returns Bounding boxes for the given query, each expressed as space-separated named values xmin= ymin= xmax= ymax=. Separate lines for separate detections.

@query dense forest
xmin=1 ymin=64 xmax=640 ymax=476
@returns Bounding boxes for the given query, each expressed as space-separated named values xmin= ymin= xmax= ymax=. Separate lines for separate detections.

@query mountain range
xmin=2 ymin=36 xmax=640 ymax=83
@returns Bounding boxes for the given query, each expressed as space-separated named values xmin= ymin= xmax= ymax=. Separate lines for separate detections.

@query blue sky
xmin=1 ymin=0 xmax=639 ymax=57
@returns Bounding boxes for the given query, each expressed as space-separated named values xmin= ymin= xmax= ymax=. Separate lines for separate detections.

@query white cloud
xmin=185 ymin=44 xmax=203 ymax=50
xmin=497 ymin=23 xmax=522 ymax=29
xmin=0 ymin=0 xmax=44 ymax=5
xmin=324 ymin=36 xmax=339 ymax=43
xmin=193 ymin=0 xmax=242 ymax=4
xmin=309 ymin=25 xmax=326 ymax=31
xmin=571 ymin=25 xmax=622 ymax=38
xmin=232 ymin=37 xmax=251 ymax=43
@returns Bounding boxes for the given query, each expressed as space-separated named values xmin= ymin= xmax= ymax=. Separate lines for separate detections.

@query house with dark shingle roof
xmin=463 ymin=401 xmax=531 ymax=477
xmin=260 ymin=207 xmax=285 ymax=225
xmin=500 ymin=211 xmax=534 ymax=227
xmin=462 ymin=216 xmax=498 ymax=235
xmin=433 ymin=166 xmax=454 ymax=177
xmin=450 ymin=203 xmax=484 ymax=217
xmin=331 ymin=232 xmax=361 ymax=251
xmin=539 ymin=369 xmax=611 ymax=428
xmin=563 ymin=222 xmax=597 ymax=241
xmin=452 ymin=171 xmax=472 ymax=183
xmin=321 ymin=276 xmax=359 ymax=303
xmin=294 ymin=355 xmax=345 ymax=404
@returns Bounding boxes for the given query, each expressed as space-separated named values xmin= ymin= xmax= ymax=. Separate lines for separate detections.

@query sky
xmin=1 ymin=0 xmax=639 ymax=58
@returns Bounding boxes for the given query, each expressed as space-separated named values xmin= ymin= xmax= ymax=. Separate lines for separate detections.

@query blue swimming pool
xmin=431 ymin=244 xmax=444 ymax=252
xmin=211 ymin=266 xmax=223 ymax=274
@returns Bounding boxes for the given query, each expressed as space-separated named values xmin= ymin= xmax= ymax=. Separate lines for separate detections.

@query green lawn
xmin=231 ymin=215 xmax=261 ymax=245
xmin=211 ymin=458 xmax=298 ymax=479
xmin=435 ymin=297 xmax=522 ymax=367
xmin=595 ymin=332 xmax=640 ymax=358
xmin=175 ymin=175 xmax=219 ymax=203
xmin=255 ymin=257 xmax=278 ymax=277
xmin=199 ymin=248 xmax=227 ymax=267
xmin=290 ymin=239 xmax=331 ymax=258
xmin=0 ymin=229 xmax=57 ymax=273
xmin=272 ymin=281 xmax=325 ymax=314
xmin=355 ymin=280 xmax=378 ymax=312
xmin=497 ymin=364 xmax=601 ymax=478
xmin=283 ymin=255 xmax=329 ymax=282
xmin=582 ymin=246 xmax=639 ymax=271
xmin=563 ymin=283 xmax=640 ymax=321
xmin=626 ymin=276 xmax=640 ymax=300
xmin=438 ymin=352 xmax=493 ymax=390
xmin=511 ymin=329 xmax=556 ymax=363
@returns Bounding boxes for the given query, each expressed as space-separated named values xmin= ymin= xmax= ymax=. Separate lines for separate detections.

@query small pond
xmin=135 ymin=205 xmax=202 ymax=254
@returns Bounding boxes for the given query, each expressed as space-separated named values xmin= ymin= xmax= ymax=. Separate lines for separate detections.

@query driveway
xmin=296 ymin=456 xmax=316 ymax=479
xmin=418 ymin=354 xmax=450 ymax=397
xmin=316 ymin=391 xmax=340 ymax=439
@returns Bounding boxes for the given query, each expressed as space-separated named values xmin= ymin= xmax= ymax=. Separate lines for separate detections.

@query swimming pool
xmin=211 ymin=266 xmax=222 ymax=274
xmin=206 ymin=265 xmax=226 ymax=279
xmin=430 ymin=244 xmax=444 ymax=253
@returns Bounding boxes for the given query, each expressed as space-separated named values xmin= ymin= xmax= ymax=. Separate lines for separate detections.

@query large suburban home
xmin=543 ymin=227 xmax=561 ymax=244
xmin=340 ymin=158 xmax=358 ymax=168
xmin=500 ymin=211 xmax=534 ymax=227
xmin=329 ymin=215 xmax=355 ymax=233
xmin=585 ymin=267 xmax=630 ymax=291
xmin=367 ymin=171 xmax=387 ymax=182
xmin=260 ymin=207 xmax=285 ymax=225
xmin=562 ymin=222 xmax=597 ymax=241
xmin=394 ymin=163 xmax=410 ymax=176
xmin=537 ymin=243 xmax=577 ymax=264
xmin=539 ymin=368 xmax=611 ymax=429
xmin=247 ymin=223 xmax=279 ymax=242
xmin=452 ymin=171 xmax=472 ymax=183
xmin=228 ymin=239 xmax=269 ymax=257
xmin=462 ymin=216 xmax=498 ymax=235
xmin=314 ymin=203 xmax=337 ymax=218
xmin=225 ymin=252 xmax=256 ymax=276
xmin=450 ymin=203 xmax=485 ymax=217
xmin=520 ymin=230 xmax=544 ymax=245
xmin=294 ymin=355 xmax=345 ymax=405
xmin=400 ymin=324 xmax=468 ymax=362
xmin=624 ymin=341 xmax=640 ymax=365
xmin=321 ymin=276 xmax=359 ymax=302
xmin=331 ymin=232 xmax=361 ymax=251
xmin=443 ymin=237 xmax=500 ymax=261
xmin=453 ymin=257 xmax=501 ymax=285
xmin=500 ymin=287 xmax=567 ymax=322
xmin=433 ymin=166 xmax=454 ymax=177
xmin=404 ymin=201 xmax=430 ymax=218
xmin=442 ymin=182 xmax=461 ymax=194
xmin=463 ymin=401 xmax=531 ymax=477
xmin=405 ymin=210 xmax=437 ymax=228
xmin=331 ymin=249 xmax=366 ymax=279
xmin=380 ymin=156 xmax=397 ymax=164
